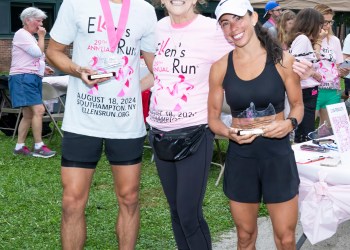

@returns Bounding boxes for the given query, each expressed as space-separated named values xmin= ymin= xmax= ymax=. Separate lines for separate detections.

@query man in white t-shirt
xmin=46 ymin=0 xmax=156 ymax=248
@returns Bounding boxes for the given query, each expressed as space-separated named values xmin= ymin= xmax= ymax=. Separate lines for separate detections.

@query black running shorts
xmin=61 ymin=131 xmax=145 ymax=168
xmin=223 ymin=135 xmax=300 ymax=204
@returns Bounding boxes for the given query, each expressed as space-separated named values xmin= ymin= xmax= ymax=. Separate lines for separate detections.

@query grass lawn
xmin=1 ymin=80 xmax=345 ymax=248
xmin=0 ymin=130 xmax=270 ymax=249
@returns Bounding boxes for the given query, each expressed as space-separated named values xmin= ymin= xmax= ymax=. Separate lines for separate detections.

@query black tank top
xmin=223 ymin=51 xmax=285 ymax=117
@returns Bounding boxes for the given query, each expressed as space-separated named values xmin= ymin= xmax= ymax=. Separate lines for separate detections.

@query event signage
xmin=326 ymin=102 xmax=350 ymax=166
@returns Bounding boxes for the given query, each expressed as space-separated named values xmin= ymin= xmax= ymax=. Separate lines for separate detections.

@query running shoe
xmin=13 ymin=146 xmax=32 ymax=156
xmin=32 ymin=145 xmax=56 ymax=158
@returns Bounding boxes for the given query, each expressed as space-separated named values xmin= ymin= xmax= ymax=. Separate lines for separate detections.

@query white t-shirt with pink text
xmin=147 ymin=15 xmax=234 ymax=131
xmin=49 ymin=0 xmax=157 ymax=139
xmin=316 ymin=35 xmax=343 ymax=90
xmin=289 ymin=34 xmax=320 ymax=89
xmin=10 ymin=28 xmax=45 ymax=76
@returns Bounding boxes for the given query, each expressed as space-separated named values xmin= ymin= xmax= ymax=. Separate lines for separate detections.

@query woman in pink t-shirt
xmin=9 ymin=7 xmax=55 ymax=158
xmin=314 ymin=4 xmax=350 ymax=127
xmin=147 ymin=0 xmax=314 ymax=248
xmin=147 ymin=1 xmax=233 ymax=249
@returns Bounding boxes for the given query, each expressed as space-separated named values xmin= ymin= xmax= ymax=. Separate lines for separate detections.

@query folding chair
xmin=41 ymin=82 xmax=65 ymax=141
xmin=0 ymin=77 xmax=22 ymax=140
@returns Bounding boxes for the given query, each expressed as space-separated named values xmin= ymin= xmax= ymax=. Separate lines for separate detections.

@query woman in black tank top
xmin=209 ymin=0 xmax=305 ymax=249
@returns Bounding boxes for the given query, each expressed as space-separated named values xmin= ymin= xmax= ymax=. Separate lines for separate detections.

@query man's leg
xmin=29 ymin=104 xmax=45 ymax=143
xmin=17 ymin=106 xmax=33 ymax=144
xmin=111 ymin=164 xmax=141 ymax=250
xmin=61 ymin=167 xmax=95 ymax=250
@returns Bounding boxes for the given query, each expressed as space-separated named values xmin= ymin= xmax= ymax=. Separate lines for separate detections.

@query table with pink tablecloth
xmin=293 ymin=140 xmax=350 ymax=245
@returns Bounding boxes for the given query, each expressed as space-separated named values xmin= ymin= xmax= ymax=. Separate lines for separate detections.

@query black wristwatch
xmin=287 ymin=117 xmax=298 ymax=131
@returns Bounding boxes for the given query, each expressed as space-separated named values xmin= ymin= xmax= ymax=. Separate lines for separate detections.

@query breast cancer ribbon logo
xmin=115 ymin=56 xmax=134 ymax=97
xmin=151 ymin=75 xmax=162 ymax=109
xmin=318 ymin=61 xmax=339 ymax=83
xmin=167 ymin=75 xmax=194 ymax=111
xmin=87 ymin=56 xmax=108 ymax=95
xmin=152 ymin=75 xmax=194 ymax=111
xmin=86 ymin=55 xmax=134 ymax=96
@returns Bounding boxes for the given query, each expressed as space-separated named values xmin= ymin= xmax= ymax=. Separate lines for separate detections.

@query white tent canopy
xmin=250 ymin=0 xmax=350 ymax=12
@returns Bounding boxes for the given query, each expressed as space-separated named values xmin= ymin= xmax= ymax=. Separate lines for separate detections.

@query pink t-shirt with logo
xmin=317 ymin=35 xmax=343 ymax=90
xmin=10 ymin=28 xmax=45 ymax=76
xmin=147 ymin=15 xmax=234 ymax=131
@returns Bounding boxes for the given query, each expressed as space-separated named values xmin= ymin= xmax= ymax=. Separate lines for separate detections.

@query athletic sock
xmin=34 ymin=142 xmax=44 ymax=150
xmin=15 ymin=143 xmax=25 ymax=150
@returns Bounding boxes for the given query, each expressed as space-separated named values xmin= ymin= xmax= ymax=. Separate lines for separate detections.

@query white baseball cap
xmin=215 ymin=0 xmax=254 ymax=21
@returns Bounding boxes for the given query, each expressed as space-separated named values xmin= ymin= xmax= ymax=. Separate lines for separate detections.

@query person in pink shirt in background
xmin=9 ymin=7 xmax=56 ymax=158
xmin=314 ymin=4 xmax=350 ymax=127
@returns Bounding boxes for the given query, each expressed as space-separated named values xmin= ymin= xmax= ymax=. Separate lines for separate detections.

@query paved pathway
xmin=213 ymin=217 xmax=350 ymax=249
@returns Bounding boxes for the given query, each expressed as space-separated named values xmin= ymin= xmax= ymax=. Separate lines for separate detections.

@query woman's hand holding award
xmin=233 ymin=102 xmax=276 ymax=136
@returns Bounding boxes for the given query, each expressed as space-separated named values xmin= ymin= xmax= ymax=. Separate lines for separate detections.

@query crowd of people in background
xmin=3 ymin=0 xmax=350 ymax=249
xmin=272 ymin=2 xmax=350 ymax=142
